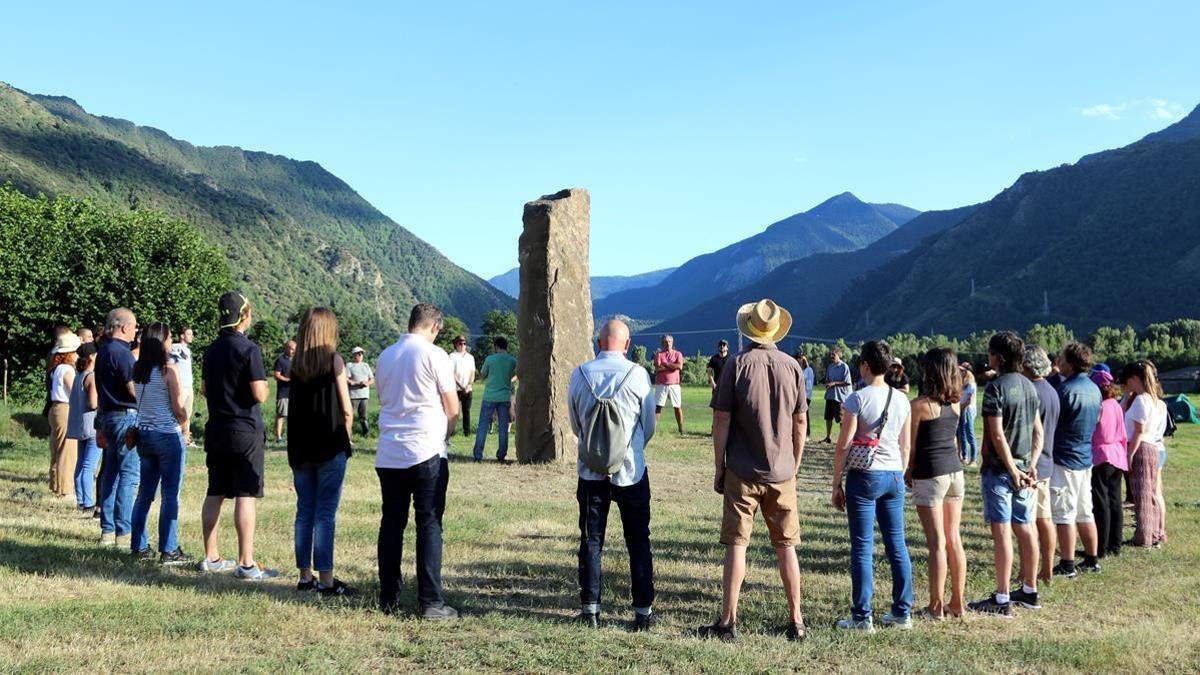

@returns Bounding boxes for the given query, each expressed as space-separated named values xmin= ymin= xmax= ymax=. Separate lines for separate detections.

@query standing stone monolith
xmin=516 ymin=188 xmax=594 ymax=463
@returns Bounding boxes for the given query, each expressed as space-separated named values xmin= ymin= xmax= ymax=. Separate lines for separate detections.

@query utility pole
xmin=970 ymin=278 xmax=976 ymax=297
xmin=1043 ymin=290 xmax=1049 ymax=316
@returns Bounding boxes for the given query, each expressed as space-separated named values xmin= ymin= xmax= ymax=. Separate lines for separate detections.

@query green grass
xmin=1 ymin=386 xmax=1198 ymax=672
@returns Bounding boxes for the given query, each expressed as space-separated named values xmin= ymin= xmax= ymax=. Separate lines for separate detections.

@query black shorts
xmin=824 ymin=400 xmax=843 ymax=422
xmin=204 ymin=426 xmax=265 ymax=498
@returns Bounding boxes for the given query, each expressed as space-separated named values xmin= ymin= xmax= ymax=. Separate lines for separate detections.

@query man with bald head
xmin=95 ymin=307 xmax=141 ymax=547
xmin=567 ymin=319 xmax=659 ymax=631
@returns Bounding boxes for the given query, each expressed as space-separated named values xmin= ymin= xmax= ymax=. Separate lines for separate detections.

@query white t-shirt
xmin=843 ymin=383 xmax=910 ymax=472
xmin=1124 ymin=394 xmax=1160 ymax=443
xmin=448 ymin=350 xmax=476 ymax=391
xmin=50 ymin=364 xmax=73 ymax=403
xmin=375 ymin=334 xmax=456 ymax=469
xmin=169 ymin=343 xmax=194 ymax=393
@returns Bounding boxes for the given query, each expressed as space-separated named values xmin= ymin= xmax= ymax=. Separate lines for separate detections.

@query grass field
xmin=1 ymin=385 xmax=1197 ymax=672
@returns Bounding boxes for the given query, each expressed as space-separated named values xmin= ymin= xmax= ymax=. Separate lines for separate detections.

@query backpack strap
xmin=874 ymin=386 xmax=894 ymax=440
xmin=587 ymin=363 xmax=641 ymax=401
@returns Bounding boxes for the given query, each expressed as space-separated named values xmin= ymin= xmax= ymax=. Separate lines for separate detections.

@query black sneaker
xmin=420 ymin=604 xmax=460 ymax=621
xmin=1010 ymin=588 xmax=1041 ymax=610
xmin=633 ymin=612 xmax=658 ymax=632
xmin=318 ymin=579 xmax=357 ymax=597
xmin=967 ymin=594 xmax=1014 ymax=618
xmin=1052 ymin=561 xmax=1078 ymax=579
xmin=133 ymin=548 xmax=156 ymax=562
xmin=785 ymin=621 xmax=807 ymax=641
xmin=1078 ymin=560 xmax=1101 ymax=574
xmin=698 ymin=621 xmax=738 ymax=642
xmin=577 ymin=611 xmax=600 ymax=629
xmin=1106 ymin=547 xmax=1122 ymax=557
xmin=160 ymin=548 xmax=192 ymax=567
xmin=297 ymin=578 xmax=318 ymax=592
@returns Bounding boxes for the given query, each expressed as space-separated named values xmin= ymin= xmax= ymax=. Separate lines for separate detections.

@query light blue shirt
xmin=568 ymin=351 xmax=657 ymax=486
xmin=803 ymin=366 xmax=814 ymax=400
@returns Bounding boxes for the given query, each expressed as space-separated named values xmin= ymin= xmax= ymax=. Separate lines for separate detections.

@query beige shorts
xmin=912 ymin=470 xmax=965 ymax=507
xmin=1050 ymin=465 xmax=1094 ymax=525
xmin=1034 ymin=479 xmax=1052 ymax=520
xmin=721 ymin=472 xmax=800 ymax=547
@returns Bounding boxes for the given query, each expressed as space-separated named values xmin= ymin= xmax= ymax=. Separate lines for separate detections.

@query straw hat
xmin=736 ymin=299 xmax=792 ymax=345
xmin=54 ymin=333 xmax=82 ymax=354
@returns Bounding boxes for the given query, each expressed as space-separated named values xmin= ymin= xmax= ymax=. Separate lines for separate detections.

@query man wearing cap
xmin=653 ymin=335 xmax=686 ymax=434
xmin=95 ymin=307 xmax=141 ymax=547
xmin=706 ymin=340 xmax=730 ymax=408
xmin=347 ymin=347 xmax=375 ymax=437
xmin=1022 ymin=345 xmax=1059 ymax=584
xmin=1050 ymin=341 xmax=1102 ymax=578
xmin=448 ymin=336 xmax=477 ymax=436
xmin=700 ymin=299 xmax=808 ymax=643
xmin=272 ymin=340 xmax=295 ymax=444
xmin=822 ymin=348 xmax=853 ymax=444
xmin=568 ymin=319 xmax=658 ymax=631
xmin=199 ymin=291 xmax=277 ymax=580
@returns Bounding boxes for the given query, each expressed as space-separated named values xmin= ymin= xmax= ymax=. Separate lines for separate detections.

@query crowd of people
xmin=34 ymin=292 xmax=1174 ymax=636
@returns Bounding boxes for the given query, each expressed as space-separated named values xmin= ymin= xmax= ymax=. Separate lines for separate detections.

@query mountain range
xmin=0 ymin=82 xmax=512 ymax=336
xmin=593 ymin=193 xmax=921 ymax=322
xmin=488 ymin=266 xmax=676 ymax=300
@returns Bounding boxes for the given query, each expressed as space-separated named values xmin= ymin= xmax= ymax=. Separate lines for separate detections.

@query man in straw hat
xmin=699 ymin=299 xmax=808 ymax=642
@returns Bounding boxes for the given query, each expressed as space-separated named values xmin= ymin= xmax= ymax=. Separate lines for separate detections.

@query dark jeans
xmin=577 ymin=471 xmax=655 ymax=610
xmin=353 ymin=399 xmax=369 ymax=436
xmin=435 ymin=457 xmax=449 ymax=526
xmin=457 ymin=390 xmax=473 ymax=436
xmin=1092 ymin=462 xmax=1124 ymax=555
xmin=845 ymin=470 xmax=913 ymax=621
xmin=377 ymin=457 xmax=445 ymax=611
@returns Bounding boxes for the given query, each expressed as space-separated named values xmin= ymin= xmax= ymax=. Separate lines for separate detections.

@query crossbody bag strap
xmin=874 ymin=385 xmax=894 ymax=440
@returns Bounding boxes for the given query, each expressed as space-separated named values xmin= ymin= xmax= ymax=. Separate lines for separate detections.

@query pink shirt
xmin=1091 ymin=398 xmax=1128 ymax=471
xmin=653 ymin=349 xmax=683 ymax=386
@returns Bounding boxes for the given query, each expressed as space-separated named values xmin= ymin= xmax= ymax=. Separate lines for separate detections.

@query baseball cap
xmin=351 ymin=346 xmax=365 ymax=354
xmin=218 ymin=291 xmax=249 ymax=329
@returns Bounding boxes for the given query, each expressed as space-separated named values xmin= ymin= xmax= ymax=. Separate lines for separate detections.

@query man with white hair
xmin=568 ymin=319 xmax=658 ymax=631
xmin=653 ymin=335 xmax=685 ymax=434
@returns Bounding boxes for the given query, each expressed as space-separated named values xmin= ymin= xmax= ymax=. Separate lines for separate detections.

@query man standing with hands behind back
xmin=653 ymin=335 xmax=685 ymax=434
xmin=448 ymin=335 xmax=476 ymax=437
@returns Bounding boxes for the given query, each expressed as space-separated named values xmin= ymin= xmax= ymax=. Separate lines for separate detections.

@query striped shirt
xmin=136 ymin=367 xmax=180 ymax=433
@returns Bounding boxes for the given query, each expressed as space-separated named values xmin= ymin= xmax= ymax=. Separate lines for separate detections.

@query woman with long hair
xmin=832 ymin=340 xmax=914 ymax=632
xmin=1089 ymin=370 xmax=1127 ymax=557
xmin=288 ymin=307 xmax=355 ymax=596
xmin=798 ymin=354 xmax=814 ymax=436
xmin=68 ymin=342 xmax=101 ymax=512
xmin=906 ymin=348 xmax=966 ymax=620
xmin=130 ymin=322 xmax=191 ymax=565
xmin=1121 ymin=360 xmax=1166 ymax=548
xmin=957 ymin=364 xmax=979 ymax=466
xmin=47 ymin=332 xmax=81 ymax=499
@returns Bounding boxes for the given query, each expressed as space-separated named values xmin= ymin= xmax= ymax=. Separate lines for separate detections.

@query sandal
xmin=698 ymin=621 xmax=738 ymax=643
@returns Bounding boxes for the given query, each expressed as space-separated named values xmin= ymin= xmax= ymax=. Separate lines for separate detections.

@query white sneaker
xmin=880 ymin=612 xmax=914 ymax=630
xmin=198 ymin=557 xmax=236 ymax=573
xmin=835 ymin=617 xmax=876 ymax=633
xmin=234 ymin=562 xmax=280 ymax=581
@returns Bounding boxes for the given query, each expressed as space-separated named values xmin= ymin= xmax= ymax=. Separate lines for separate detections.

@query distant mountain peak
xmin=1139 ymin=102 xmax=1200 ymax=144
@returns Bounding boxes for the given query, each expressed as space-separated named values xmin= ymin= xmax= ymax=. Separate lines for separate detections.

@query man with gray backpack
xmin=567 ymin=319 xmax=658 ymax=631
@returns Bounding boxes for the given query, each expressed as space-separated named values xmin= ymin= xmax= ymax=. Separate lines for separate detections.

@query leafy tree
xmin=248 ymin=316 xmax=288 ymax=361
xmin=474 ymin=310 xmax=519 ymax=360
xmin=1025 ymin=323 xmax=1076 ymax=356
xmin=681 ymin=352 xmax=710 ymax=386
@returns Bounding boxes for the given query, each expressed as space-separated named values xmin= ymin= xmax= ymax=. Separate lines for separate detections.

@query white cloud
xmin=1080 ymin=98 xmax=1185 ymax=122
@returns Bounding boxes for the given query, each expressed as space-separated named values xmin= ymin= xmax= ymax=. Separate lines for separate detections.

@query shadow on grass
xmin=11 ymin=413 xmax=50 ymax=439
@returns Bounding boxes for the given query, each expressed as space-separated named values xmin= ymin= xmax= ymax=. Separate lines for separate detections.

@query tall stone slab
xmin=516 ymin=188 xmax=595 ymax=463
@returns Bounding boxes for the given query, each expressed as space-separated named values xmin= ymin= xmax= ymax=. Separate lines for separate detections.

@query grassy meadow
xmin=1 ymin=384 xmax=1198 ymax=673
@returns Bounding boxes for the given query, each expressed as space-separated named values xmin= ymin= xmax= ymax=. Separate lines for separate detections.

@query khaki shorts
xmin=1034 ymin=479 xmax=1052 ymax=520
xmin=275 ymin=397 xmax=289 ymax=419
xmin=912 ymin=470 xmax=965 ymax=507
xmin=721 ymin=472 xmax=800 ymax=547
xmin=1050 ymin=465 xmax=1094 ymax=525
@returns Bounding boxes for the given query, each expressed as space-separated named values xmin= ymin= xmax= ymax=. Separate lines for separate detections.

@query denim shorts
xmin=981 ymin=470 xmax=1034 ymax=525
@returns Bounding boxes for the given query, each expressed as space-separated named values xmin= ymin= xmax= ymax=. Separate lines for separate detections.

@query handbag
xmin=844 ymin=386 xmax=894 ymax=472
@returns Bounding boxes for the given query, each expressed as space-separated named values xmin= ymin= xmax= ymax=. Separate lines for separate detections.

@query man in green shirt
xmin=472 ymin=336 xmax=517 ymax=463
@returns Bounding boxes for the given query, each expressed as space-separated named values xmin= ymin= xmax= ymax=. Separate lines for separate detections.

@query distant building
xmin=1159 ymin=366 xmax=1200 ymax=395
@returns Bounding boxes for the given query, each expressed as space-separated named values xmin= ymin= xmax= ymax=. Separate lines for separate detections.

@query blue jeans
xmin=73 ymin=437 xmax=101 ymax=509
xmin=131 ymin=429 xmax=187 ymax=553
xmin=845 ymin=470 xmax=913 ymax=621
xmin=293 ymin=452 xmax=349 ymax=572
xmin=472 ymin=400 xmax=510 ymax=461
xmin=958 ymin=408 xmax=978 ymax=463
xmin=98 ymin=411 xmax=141 ymax=536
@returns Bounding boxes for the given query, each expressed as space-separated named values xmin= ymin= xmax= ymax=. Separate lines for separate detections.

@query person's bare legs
xmin=944 ymin=499 xmax=967 ymax=616
xmin=674 ymin=406 xmax=685 ymax=434
xmin=274 ymin=415 xmax=284 ymax=441
xmin=774 ymin=545 xmax=803 ymax=624
xmin=1078 ymin=521 xmax=1098 ymax=557
xmin=917 ymin=504 xmax=947 ymax=616
xmin=655 ymin=406 xmax=663 ymax=427
xmin=1056 ymin=523 xmax=1076 ymax=562
xmin=234 ymin=496 xmax=257 ymax=567
xmin=1036 ymin=517 xmax=1055 ymax=582
xmin=990 ymin=522 xmax=1013 ymax=595
xmin=1014 ymin=523 xmax=1039 ymax=589
xmin=1154 ymin=470 xmax=1167 ymax=542
xmin=822 ymin=416 xmax=833 ymax=443
xmin=201 ymin=495 xmax=225 ymax=562
xmin=719 ymin=545 xmax=747 ymax=627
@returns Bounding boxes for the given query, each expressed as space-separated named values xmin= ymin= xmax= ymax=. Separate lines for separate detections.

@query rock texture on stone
xmin=516 ymin=188 xmax=595 ymax=463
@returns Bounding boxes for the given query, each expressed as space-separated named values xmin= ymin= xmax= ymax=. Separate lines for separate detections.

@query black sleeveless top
xmin=286 ymin=355 xmax=352 ymax=469
xmin=912 ymin=401 xmax=961 ymax=479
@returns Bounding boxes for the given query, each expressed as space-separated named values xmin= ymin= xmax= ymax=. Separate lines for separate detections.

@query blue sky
xmin=3 ymin=1 xmax=1198 ymax=278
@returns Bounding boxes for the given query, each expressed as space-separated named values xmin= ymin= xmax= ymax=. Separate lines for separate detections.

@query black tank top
xmin=912 ymin=401 xmax=961 ymax=479
xmin=286 ymin=356 xmax=352 ymax=469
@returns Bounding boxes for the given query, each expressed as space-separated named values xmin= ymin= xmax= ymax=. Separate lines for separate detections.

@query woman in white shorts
xmin=906 ymin=347 xmax=966 ymax=619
